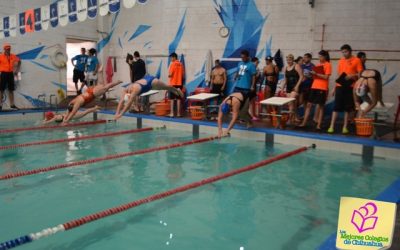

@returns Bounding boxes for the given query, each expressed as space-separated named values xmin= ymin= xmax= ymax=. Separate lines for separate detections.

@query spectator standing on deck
xmin=299 ymin=50 xmax=332 ymax=131
xmin=210 ymin=59 xmax=227 ymax=103
xmin=86 ymin=48 xmax=100 ymax=87
xmin=168 ymin=52 xmax=185 ymax=117
xmin=328 ymin=44 xmax=363 ymax=134
xmin=0 ymin=43 xmax=21 ymax=111
xmin=126 ymin=51 xmax=146 ymax=112
xmin=71 ymin=48 xmax=88 ymax=95
xmin=263 ymin=56 xmax=279 ymax=99
xmin=299 ymin=53 xmax=315 ymax=109
xmin=233 ymin=50 xmax=256 ymax=100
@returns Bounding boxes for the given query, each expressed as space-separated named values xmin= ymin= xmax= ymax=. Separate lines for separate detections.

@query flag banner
xmin=50 ymin=2 xmax=59 ymax=28
xmin=34 ymin=8 xmax=41 ymax=31
xmin=68 ymin=0 xmax=78 ymax=23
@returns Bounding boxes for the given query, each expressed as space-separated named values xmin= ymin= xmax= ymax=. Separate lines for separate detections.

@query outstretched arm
xmin=43 ymin=117 xmax=57 ymax=125
xmin=63 ymin=103 xmax=81 ymax=124
xmin=73 ymin=106 xmax=100 ymax=120
xmin=115 ymin=94 xmax=136 ymax=120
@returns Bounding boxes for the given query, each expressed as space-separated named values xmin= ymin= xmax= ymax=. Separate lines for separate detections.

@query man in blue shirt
xmin=71 ymin=48 xmax=88 ymax=95
xmin=234 ymin=50 xmax=256 ymax=98
xmin=86 ymin=48 xmax=100 ymax=87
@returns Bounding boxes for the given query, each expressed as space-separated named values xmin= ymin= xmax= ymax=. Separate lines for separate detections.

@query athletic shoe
xmin=10 ymin=105 xmax=20 ymax=110
xmin=327 ymin=127 xmax=334 ymax=134
xmin=342 ymin=127 xmax=349 ymax=134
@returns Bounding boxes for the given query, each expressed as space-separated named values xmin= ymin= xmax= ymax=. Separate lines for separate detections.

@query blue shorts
xmin=138 ymin=75 xmax=155 ymax=94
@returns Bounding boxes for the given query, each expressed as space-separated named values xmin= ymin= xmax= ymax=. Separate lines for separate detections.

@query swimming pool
xmin=0 ymin=117 xmax=399 ymax=250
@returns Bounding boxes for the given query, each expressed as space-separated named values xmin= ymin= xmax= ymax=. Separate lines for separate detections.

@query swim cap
xmin=221 ymin=103 xmax=230 ymax=114
xmin=124 ymin=93 xmax=131 ymax=102
xmin=45 ymin=111 xmax=55 ymax=120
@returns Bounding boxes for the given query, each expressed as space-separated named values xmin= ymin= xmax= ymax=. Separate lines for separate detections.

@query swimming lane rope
xmin=0 ymin=120 xmax=107 ymax=135
xmin=0 ymin=136 xmax=220 ymax=181
xmin=0 ymin=144 xmax=315 ymax=250
xmin=0 ymin=127 xmax=160 ymax=151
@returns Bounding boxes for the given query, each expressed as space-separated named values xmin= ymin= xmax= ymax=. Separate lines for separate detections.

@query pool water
xmin=0 ymin=119 xmax=399 ymax=250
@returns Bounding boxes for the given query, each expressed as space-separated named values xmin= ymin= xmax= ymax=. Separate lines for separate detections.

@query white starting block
xmin=187 ymin=93 xmax=219 ymax=101
xmin=187 ymin=93 xmax=220 ymax=120
xmin=361 ymin=102 xmax=394 ymax=122
xmin=259 ymin=97 xmax=296 ymax=128
xmin=140 ymin=90 xmax=160 ymax=113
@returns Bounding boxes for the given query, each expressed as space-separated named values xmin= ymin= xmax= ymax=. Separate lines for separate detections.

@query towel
xmin=106 ymin=56 xmax=114 ymax=83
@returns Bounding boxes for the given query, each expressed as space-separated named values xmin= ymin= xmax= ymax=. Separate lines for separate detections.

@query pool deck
xmin=1 ymin=108 xmax=400 ymax=158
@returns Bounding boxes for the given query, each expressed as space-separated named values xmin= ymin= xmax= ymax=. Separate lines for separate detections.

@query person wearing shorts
xmin=85 ymin=48 xmax=100 ymax=87
xmin=328 ymin=44 xmax=363 ymax=134
xmin=210 ymin=59 xmax=226 ymax=103
xmin=71 ymin=48 xmax=88 ymax=95
xmin=299 ymin=53 xmax=315 ymax=108
xmin=168 ymin=52 xmax=185 ymax=117
xmin=299 ymin=50 xmax=332 ymax=131
xmin=233 ymin=50 xmax=256 ymax=102
xmin=0 ymin=43 xmax=21 ymax=111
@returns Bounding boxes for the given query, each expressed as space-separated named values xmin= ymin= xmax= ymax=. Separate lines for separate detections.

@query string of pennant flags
xmin=0 ymin=0 xmax=147 ymax=40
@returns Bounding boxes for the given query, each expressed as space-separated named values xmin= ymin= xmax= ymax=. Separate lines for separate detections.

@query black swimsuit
xmin=55 ymin=115 xmax=64 ymax=123
xmin=285 ymin=67 xmax=299 ymax=93
xmin=228 ymin=93 xmax=247 ymax=110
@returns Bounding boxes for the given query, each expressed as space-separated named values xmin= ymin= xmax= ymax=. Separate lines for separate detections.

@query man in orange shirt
xmin=328 ymin=44 xmax=363 ymax=134
xmin=0 ymin=43 xmax=21 ymax=111
xmin=168 ymin=52 xmax=184 ymax=117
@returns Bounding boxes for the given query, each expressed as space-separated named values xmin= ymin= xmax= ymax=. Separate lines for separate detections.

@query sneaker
xmin=342 ymin=127 xmax=349 ymax=134
xmin=327 ymin=127 xmax=334 ymax=134
xmin=10 ymin=105 xmax=20 ymax=110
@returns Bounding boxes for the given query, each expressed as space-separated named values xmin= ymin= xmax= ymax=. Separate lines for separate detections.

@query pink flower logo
xmin=351 ymin=202 xmax=378 ymax=233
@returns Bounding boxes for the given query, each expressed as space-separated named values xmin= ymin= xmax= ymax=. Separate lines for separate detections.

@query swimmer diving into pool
xmin=217 ymin=92 xmax=252 ymax=137
xmin=63 ymin=80 xmax=123 ymax=124
xmin=43 ymin=106 xmax=101 ymax=124
xmin=114 ymin=75 xmax=183 ymax=120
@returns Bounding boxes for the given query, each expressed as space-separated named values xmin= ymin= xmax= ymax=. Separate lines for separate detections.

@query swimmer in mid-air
xmin=217 ymin=91 xmax=252 ymax=137
xmin=43 ymin=106 xmax=101 ymax=124
xmin=114 ymin=75 xmax=183 ymax=120
xmin=63 ymin=80 xmax=123 ymax=124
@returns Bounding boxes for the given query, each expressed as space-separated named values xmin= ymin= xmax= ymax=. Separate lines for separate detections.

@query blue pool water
xmin=0 ymin=118 xmax=399 ymax=250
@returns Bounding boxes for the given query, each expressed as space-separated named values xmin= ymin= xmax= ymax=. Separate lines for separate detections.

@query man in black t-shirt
xmin=126 ymin=51 xmax=146 ymax=112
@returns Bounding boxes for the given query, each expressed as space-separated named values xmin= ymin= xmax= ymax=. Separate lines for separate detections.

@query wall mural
xmin=2 ymin=0 xmax=398 ymax=110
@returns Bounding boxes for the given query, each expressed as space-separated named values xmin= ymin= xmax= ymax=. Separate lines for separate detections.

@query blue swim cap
xmin=221 ymin=103 xmax=230 ymax=114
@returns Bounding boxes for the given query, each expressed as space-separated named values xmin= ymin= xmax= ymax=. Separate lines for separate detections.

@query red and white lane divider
xmin=0 ymin=145 xmax=315 ymax=250
xmin=0 ymin=120 xmax=107 ymax=135
xmin=0 ymin=136 xmax=221 ymax=181
xmin=0 ymin=127 xmax=160 ymax=151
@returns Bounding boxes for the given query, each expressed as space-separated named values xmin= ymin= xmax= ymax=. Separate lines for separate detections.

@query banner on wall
xmin=50 ymin=2 xmax=59 ymax=28
xmin=58 ymin=0 xmax=69 ymax=27
xmin=34 ymin=8 xmax=41 ymax=31
xmin=41 ymin=5 xmax=50 ymax=31
xmin=123 ymin=0 xmax=136 ymax=9
xmin=109 ymin=0 xmax=121 ymax=13
xmin=68 ymin=0 xmax=78 ymax=23
xmin=88 ymin=0 xmax=98 ymax=19
xmin=77 ymin=0 xmax=88 ymax=22
xmin=24 ymin=10 xmax=35 ymax=33
xmin=19 ymin=13 xmax=25 ymax=35
xmin=0 ymin=19 xmax=4 ymax=39
xmin=99 ymin=0 xmax=109 ymax=16
xmin=4 ymin=17 xmax=10 ymax=37
xmin=9 ymin=15 xmax=17 ymax=37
